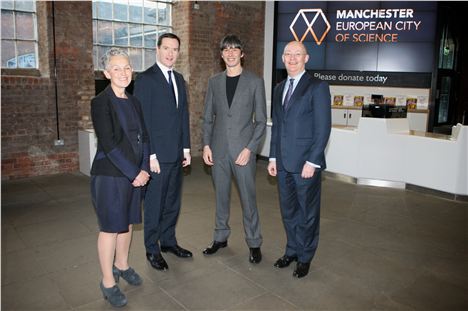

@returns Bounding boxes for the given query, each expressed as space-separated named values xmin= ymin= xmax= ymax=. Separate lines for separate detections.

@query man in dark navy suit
xmin=268 ymin=41 xmax=331 ymax=278
xmin=134 ymin=33 xmax=192 ymax=271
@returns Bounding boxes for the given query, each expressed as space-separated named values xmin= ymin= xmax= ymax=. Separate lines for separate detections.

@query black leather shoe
xmin=249 ymin=247 xmax=262 ymax=263
xmin=202 ymin=241 xmax=227 ymax=255
xmin=160 ymin=245 xmax=193 ymax=258
xmin=293 ymin=261 xmax=310 ymax=278
xmin=273 ymin=255 xmax=298 ymax=268
xmin=146 ymin=253 xmax=168 ymax=271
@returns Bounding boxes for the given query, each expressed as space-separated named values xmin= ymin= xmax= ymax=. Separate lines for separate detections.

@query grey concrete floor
xmin=2 ymin=157 xmax=467 ymax=310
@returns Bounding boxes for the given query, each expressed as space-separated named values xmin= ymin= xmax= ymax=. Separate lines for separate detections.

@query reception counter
xmin=325 ymin=118 xmax=468 ymax=198
xmin=78 ymin=129 xmax=96 ymax=176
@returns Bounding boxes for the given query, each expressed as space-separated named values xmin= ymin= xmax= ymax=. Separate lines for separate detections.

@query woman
xmin=90 ymin=48 xmax=150 ymax=307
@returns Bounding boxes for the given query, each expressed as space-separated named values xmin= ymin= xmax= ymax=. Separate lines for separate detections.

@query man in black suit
xmin=268 ymin=41 xmax=331 ymax=278
xmin=134 ymin=33 xmax=192 ymax=271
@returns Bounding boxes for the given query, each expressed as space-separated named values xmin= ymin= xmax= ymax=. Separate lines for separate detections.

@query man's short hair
xmin=157 ymin=33 xmax=181 ymax=48
xmin=220 ymin=34 xmax=244 ymax=52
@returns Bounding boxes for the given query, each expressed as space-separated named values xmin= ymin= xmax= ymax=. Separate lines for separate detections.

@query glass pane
xmin=93 ymin=20 xmax=97 ymax=44
xmin=157 ymin=2 xmax=169 ymax=25
xmin=144 ymin=48 xmax=156 ymax=69
xmin=143 ymin=0 xmax=157 ymax=24
xmin=113 ymin=0 xmax=128 ymax=21
xmin=98 ymin=45 xmax=112 ymax=70
xmin=438 ymin=27 xmax=456 ymax=70
xmin=144 ymin=25 xmax=156 ymax=48
xmin=92 ymin=0 xmax=96 ymax=19
xmin=114 ymin=22 xmax=128 ymax=46
xmin=16 ymin=40 xmax=36 ymax=68
xmin=97 ymin=0 xmax=112 ymax=20
xmin=128 ymin=48 xmax=142 ymax=71
xmin=1 ymin=11 xmax=15 ymax=39
xmin=16 ymin=12 xmax=35 ymax=40
xmin=438 ymin=77 xmax=451 ymax=123
xmin=97 ymin=20 xmax=112 ymax=45
xmin=0 ymin=1 xmax=14 ymax=10
xmin=15 ymin=0 xmax=35 ymax=12
xmin=157 ymin=26 xmax=170 ymax=39
xmin=1 ymin=40 xmax=16 ymax=68
xmin=129 ymin=0 xmax=142 ymax=23
xmin=129 ymin=24 xmax=142 ymax=47
xmin=93 ymin=46 xmax=98 ymax=70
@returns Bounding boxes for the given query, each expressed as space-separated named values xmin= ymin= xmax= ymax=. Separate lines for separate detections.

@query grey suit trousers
xmin=211 ymin=155 xmax=262 ymax=248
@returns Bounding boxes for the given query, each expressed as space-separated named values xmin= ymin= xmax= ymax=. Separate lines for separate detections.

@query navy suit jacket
xmin=133 ymin=64 xmax=190 ymax=163
xmin=90 ymin=86 xmax=150 ymax=180
xmin=269 ymin=73 xmax=331 ymax=173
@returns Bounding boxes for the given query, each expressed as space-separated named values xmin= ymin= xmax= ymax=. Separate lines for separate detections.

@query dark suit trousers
xmin=277 ymin=169 xmax=322 ymax=263
xmin=144 ymin=162 xmax=182 ymax=253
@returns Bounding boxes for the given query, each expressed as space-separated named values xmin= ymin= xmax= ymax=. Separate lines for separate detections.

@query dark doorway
xmin=431 ymin=2 xmax=468 ymax=133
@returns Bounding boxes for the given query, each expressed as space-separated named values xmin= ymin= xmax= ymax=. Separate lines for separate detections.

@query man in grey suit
xmin=202 ymin=35 xmax=266 ymax=263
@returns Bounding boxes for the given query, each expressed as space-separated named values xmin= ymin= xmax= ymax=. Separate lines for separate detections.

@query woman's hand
xmin=132 ymin=170 xmax=150 ymax=187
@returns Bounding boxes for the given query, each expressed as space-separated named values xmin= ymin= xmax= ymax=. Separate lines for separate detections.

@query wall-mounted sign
xmin=276 ymin=1 xmax=437 ymax=74
xmin=310 ymin=70 xmax=432 ymax=88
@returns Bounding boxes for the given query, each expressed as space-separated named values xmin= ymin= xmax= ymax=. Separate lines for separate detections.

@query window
xmin=92 ymin=0 xmax=172 ymax=72
xmin=1 ymin=0 xmax=38 ymax=69
xmin=438 ymin=25 xmax=456 ymax=70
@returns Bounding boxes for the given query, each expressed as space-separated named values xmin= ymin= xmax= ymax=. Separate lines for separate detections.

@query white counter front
xmin=78 ymin=129 xmax=97 ymax=176
xmin=325 ymin=118 xmax=468 ymax=196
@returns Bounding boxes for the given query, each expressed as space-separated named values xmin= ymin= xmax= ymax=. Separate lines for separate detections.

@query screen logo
xmin=289 ymin=9 xmax=331 ymax=45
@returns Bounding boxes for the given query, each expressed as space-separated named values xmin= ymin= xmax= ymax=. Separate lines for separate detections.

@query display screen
xmin=276 ymin=1 xmax=437 ymax=73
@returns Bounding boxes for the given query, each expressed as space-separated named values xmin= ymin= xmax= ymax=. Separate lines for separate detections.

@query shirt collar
xmin=156 ymin=60 xmax=173 ymax=73
xmin=288 ymin=70 xmax=306 ymax=82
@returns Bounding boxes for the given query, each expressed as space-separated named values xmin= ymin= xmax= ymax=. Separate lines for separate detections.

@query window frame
xmin=1 ymin=1 xmax=39 ymax=70
xmin=92 ymin=0 xmax=173 ymax=73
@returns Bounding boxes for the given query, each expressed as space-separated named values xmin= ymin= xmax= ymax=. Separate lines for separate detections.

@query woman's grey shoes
xmin=99 ymin=281 xmax=127 ymax=307
xmin=112 ymin=266 xmax=142 ymax=286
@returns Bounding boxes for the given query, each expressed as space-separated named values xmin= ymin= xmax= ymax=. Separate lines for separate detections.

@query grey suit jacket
xmin=203 ymin=70 xmax=267 ymax=158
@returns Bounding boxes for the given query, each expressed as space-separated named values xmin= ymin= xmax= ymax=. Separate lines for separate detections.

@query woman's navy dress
xmin=91 ymin=87 xmax=147 ymax=233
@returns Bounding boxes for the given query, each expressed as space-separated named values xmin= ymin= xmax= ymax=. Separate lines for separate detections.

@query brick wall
xmin=173 ymin=1 xmax=265 ymax=155
xmin=1 ymin=1 xmax=94 ymax=180
xmin=1 ymin=1 xmax=264 ymax=179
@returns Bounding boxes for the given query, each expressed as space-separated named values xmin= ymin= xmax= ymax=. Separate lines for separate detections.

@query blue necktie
xmin=168 ymin=70 xmax=177 ymax=107
xmin=283 ymin=78 xmax=295 ymax=111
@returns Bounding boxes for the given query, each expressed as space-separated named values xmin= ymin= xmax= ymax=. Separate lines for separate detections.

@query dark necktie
xmin=168 ymin=70 xmax=177 ymax=107
xmin=283 ymin=78 xmax=295 ymax=111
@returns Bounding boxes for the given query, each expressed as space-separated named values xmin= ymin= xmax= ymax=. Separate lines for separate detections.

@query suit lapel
xmin=173 ymin=71 xmax=184 ymax=110
xmin=151 ymin=64 xmax=178 ymax=110
xmin=275 ymin=80 xmax=286 ymax=119
xmin=151 ymin=63 xmax=167 ymax=84
xmin=219 ymin=72 xmax=229 ymax=109
xmin=285 ymin=73 xmax=310 ymax=113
